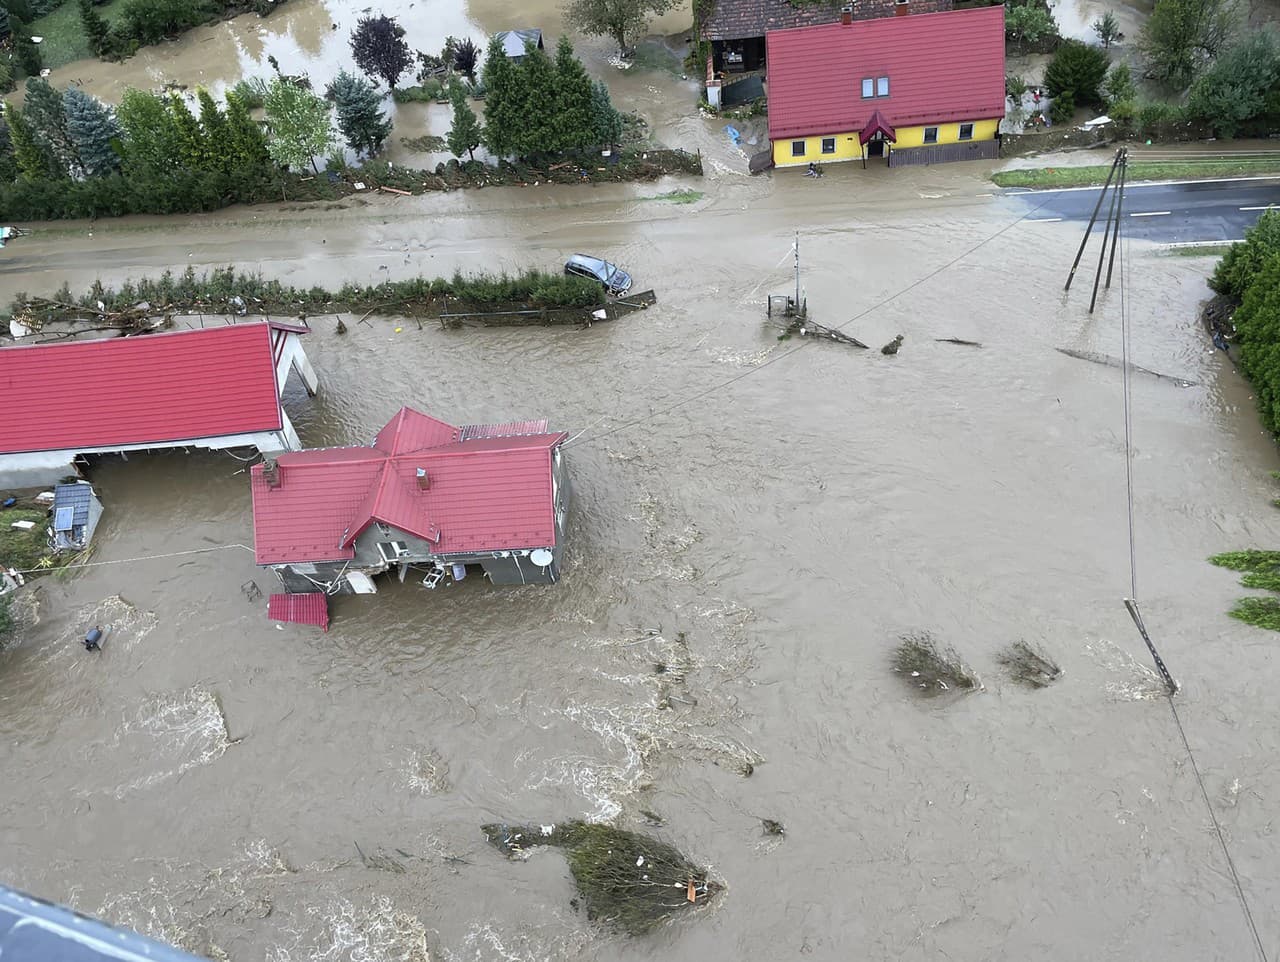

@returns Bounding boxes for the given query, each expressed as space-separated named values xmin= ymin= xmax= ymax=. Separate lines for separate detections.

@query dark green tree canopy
xmin=563 ymin=0 xmax=677 ymax=54
xmin=1042 ymin=39 xmax=1109 ymax=106
xmin=326 ymin=69 xmax=392 ymax=156
xmin=446 ymin=80 xmax=482 ymax=161
xmin=1186 ymin=32 xmax=1280 ymax=138
xmin=63 ymin=86 xmax=121 ymax=176
xmin=350 ymin=14 xmax=412 ymax=89
xmin=1139 ymin=0 xmax=1236 ymax=89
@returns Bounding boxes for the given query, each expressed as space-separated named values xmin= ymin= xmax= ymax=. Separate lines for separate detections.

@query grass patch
xmin=1208 ymin=549 xmax=1280 ymax=572
xmin=482 ymin=820 xmax=718 ymax=936
xmin=1160 ymin=242 xmax=1237 ymax=257
xmin=643 ymin=189 xmax=703 ymax=204
xmin=891 ymin=632 xmax=979 ymax=696
xmin=997 ymin=641 xmax=1062 ymax=688
xmin=1209 ymin=550 xmax=1280 ymax=631
xmin=1228 ymin=596 xmax=1280 ymax=630
xmin=0 ymin=508 xmax=52 ymax=572
xmin=28 ymin=0 xmax=128 ymax=70
xmin=993 ymin=158 xmax=1280 ymax=189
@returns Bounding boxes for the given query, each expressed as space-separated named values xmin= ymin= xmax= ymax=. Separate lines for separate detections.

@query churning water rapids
xmin=5 ymin=29 xmax=1280 ymax=958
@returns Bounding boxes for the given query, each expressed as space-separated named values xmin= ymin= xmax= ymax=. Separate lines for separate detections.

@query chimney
xmin=841 ymin=3 xmax=853 ymax=24
xmin=416 ymin=468 xmax=430 ymax=490
xmin=894 ymin=0 xmax=909 ymax=15
xmin=262 ymin=458 xmax=281 ymax=489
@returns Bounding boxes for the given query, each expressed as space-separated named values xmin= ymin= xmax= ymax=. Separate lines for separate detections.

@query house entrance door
xmin=867 ymin=137 xmax=885 ymax=158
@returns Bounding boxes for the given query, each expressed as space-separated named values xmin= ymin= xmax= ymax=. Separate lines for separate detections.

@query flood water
xmin=6 ymin=5 xmax=1280 ymax=961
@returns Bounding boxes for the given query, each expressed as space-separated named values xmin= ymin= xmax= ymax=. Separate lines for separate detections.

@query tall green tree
xmin=197 ymin=88 xmax=230 ymax=159
xmin=1140 ymin=0 xmax=1236 ymax=88
xmin=167 ymin=93 xmax=208 ymax=168
xmin=23 ymin=77 xmax=78 ymax=175
xmin=1186 ymin=32 xmax=1280 ymax=138
xmin=445 ymin=80 xmax=481 ymax=161
xmin=117 ymin=88 xmax=179 ymax=171
xmin=63 ymin=86 xmax=120 ymax=176
xmin=4 ymin=104 xmax=57 ymax=179
xmin=480 ymin=36 xmax=519 ymax=159
xmin=1042 ymin=39 xmax=1109 ymax=106
xmin=326 ymin=69 xmax=392 ymax=156
xmin=78 ymin=0 xmax=111 ymax=56
xmin=263 ymin=77 xmax=333 ymax=172
xmin=1004 ymin=5 xmax=1057 ymax=48
xmin=563 ymin=0 xmax=677 ymax=55
xmin=513 ymin=41 xmax=557 ymax=158
xmin=1092 ymin=10 xmax=1122 ymax=47
xmin=1212 ymin=210 xmax=1280 ymax=299
xmin=551 ymin=36 xmax=595 ymax=152
xmin=224 ymin=89 xmax=270 ymax=169
xmin=0 ymin=112 xmax=16 ymax=182
xmin=349 ymin=14 xmax=412 ymax=89
xmin=590 ymin=79 xmax=623 ymax=145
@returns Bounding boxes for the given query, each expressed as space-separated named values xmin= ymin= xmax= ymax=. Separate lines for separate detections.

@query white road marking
xmin=1240 ymin=205 xmax=1279 ymax=211
xmin=1130 ymin=211 xmax=1171 ymax=217
xmin=1025 ymin=217 xmax=1062 ymax=223
xmin=1007 ymin=174 xmax=1280 ymax=195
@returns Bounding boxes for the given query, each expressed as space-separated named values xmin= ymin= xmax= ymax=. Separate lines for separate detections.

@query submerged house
xmin=0 ymin=321 xmax=317 ymax=487
xmin=250 ymin=407 xmax=569 ymax=595
xmin=494 ymin=28 xmax=544 ymax=61
xmin=50 ymin=481 xmax=104 ymax=552
xmin=766 ymin=5 xmax=1005 ymax=168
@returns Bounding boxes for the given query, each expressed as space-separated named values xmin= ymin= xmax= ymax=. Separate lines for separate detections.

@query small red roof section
xmin=0 ymin=322 xmax=296 ymax=455
xmin=766 ymin=7 xmax=1006 ymax=141
xmin=268 ymin=592 xmax=330 ymax=630
xmin=251 ymin=407 xmax=567 ymax=565
xmin=859 ymin=109 xmax=896 ymax=145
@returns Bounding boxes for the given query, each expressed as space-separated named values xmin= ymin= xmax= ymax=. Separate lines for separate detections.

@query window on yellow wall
xmin=821 ymin=137 xmax=835 ymax=153
xmin=791 ymin=140 xmax=806 ymax=157
xmin=861 ymin=78 xmax=874 ymax=98
xmin=958 ymin=123 xmax=974 ymax=140
xmin=923 ymin=126 xmax=938 ymax=144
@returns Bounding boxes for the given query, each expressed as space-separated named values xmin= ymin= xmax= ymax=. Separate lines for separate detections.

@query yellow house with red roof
xmin=765 ymin=6 xmax=1006 ymax=169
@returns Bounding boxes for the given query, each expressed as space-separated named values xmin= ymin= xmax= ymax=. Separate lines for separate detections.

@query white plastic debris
xmin=636 ymin=856 xmax=645 ymax=867
xmin=541 ymin=824 xmax=555 ymax=836
xmin=354 ymin=182 xmax=367 ymax=190
xmin=34 ymin=491 xmax=55 ymax=504
xmin=10 ymin=521 xmax=35 ymax=530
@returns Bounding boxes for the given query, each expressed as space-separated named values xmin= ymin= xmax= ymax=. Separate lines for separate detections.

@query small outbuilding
xmin=494 ymin=28 xmax=544 ymax=61
xmin=50 ymin=481 xmax=103 ymax=552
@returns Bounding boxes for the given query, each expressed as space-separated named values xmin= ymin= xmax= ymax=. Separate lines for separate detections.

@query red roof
xmin=250 ymin=407 xmax=567 ymax=565
xmin=765 ymin=7 xmax=1006 ymax=141
xmin=0 ymin=323 xmax=292 ymax=454
xmin=267 ymin=592 xmax=330 ymax=630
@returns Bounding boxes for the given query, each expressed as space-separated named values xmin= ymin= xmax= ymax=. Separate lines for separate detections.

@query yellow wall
xmin=772 ymin=118 xmax=999 ymax=168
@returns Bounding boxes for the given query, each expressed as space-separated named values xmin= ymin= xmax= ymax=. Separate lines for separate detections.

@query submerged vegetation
xmin=891 ymin=633 xmax=980 ymax=696
xmin=1209 ymin=550 xmax=1280 ymax=630
xmin=482 ymin=820 xmax=718 ymax=936
xmin=7 ymin=266 xmax=608 ymax=331
xmin=997 ymin=641 xmax=1062 ymax=689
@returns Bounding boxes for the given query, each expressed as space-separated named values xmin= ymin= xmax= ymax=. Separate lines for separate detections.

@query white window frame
xmin=861 ymin=77 xmax=874 ymax=98
xmin=876 ymin=76 xmax=889 ymax=97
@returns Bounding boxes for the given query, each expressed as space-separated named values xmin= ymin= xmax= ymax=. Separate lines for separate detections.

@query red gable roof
xmin=0 ymin=323 xmax=289 ymax=455
xmin=766 ymin=7 xmax=1006 ymax=141
xmin=250 ymin=407 xmax=567 ymax=565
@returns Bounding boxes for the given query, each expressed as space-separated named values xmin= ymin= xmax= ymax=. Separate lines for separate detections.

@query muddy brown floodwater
xmin=5 ymin=110 xmax=1280 ymax=962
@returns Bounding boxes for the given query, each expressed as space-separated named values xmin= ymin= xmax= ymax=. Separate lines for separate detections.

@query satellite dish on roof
xmin=530 ymin=548 xmax=554 ymax=567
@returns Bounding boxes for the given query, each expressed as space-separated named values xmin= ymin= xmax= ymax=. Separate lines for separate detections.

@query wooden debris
xmin=378 ymin=186 xmax=412 ymax=196
xmin=936 ymin=337 xmax=982 ymax=347
xmin=776 ymin=318 xmax=868 ymax=348
xmin=1055 ymin=347 xmax=1196 ymax=387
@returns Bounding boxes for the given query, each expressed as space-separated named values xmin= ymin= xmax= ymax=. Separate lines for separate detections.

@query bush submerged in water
xmin=481 ymin=820 xmax=719 ymax=936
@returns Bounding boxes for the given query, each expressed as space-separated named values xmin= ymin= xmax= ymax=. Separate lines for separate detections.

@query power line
xmin=572 ymin=198 xmax=1053 ymax=448
xmin=7 ymin=543 xmax=253 ymax=577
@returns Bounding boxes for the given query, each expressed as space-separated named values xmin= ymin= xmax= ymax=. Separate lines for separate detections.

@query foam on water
xmin=400 ymin=747 xmax=451 ymax=795
xmin=268 ymin=896 xmax=431 ymax=962
xmin=1084 ymin=639 xmax=1170 ymax=701
xmin=444 ymin=918 xmax=592 ymax=962
xmin=101 ymin=686 xmax=231 ymax=797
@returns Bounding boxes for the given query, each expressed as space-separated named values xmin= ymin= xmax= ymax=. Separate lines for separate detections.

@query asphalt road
xmin=1005 ymin=176 xmax=1280 ymax=243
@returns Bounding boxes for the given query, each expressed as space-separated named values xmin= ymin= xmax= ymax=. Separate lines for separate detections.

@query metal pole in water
xmin=794 ymin=231 xmax=801 ymax=312
xmin=1064 ymin=150 xmax=1122 ymax=292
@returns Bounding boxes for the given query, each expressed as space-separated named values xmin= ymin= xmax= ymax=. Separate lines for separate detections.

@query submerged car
xmin=564 ymin=254 xmax=632 ymax=295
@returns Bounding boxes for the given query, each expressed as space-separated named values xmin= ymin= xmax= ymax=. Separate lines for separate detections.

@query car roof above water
xmin=567 ymin=253 xmax=609 ymax=271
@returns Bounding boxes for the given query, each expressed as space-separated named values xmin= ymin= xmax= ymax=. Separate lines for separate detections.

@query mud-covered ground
xmin=4 ymin=4 xmax=1280 ymax=962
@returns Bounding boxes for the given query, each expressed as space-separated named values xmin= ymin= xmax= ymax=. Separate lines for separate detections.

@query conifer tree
xmin=223 ymin=89 xmax=269 ymax=170
xmin=590 ymin=79 xmax=623 ymax=146
xmin=551 ymin=36 xmax=594 ymax=152
xmin=326 ymin=69 xmax=391 ymax=156
xmin=117 ymin=89 xmax=179 ymax=172
xmin=63 ymin=86 xmax=120 ymax=176
xmin=446 ymin=80 xmax=481 ymax=161
xmin=167 ymin=93 xmax=208 ymax=169
xmin=23 ymin=77 xmax=78 ymax=175
xmin=197 ymin=88 xmax=230 ymax=163
xmin=78 ymin=0 xmax=111 ymax=56
xmin=513 ymin=41 xmax=557 ymax=159
xmin=480 ymin=36 xmax=518 ymax=159
xmin=4 ymin=103 xmax=57 ymax=179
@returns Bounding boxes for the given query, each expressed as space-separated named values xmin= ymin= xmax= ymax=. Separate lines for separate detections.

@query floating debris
xmin=997 ymin=641 xmax=1063 ymax=689
xmin=936 ymin=337 xmax=982 ymax=347
xmin=881 ymin=334 xmax=904 ymax=355
xmin=891 ymin=632 xmax=980 ymax=696
xmin=760 ymin=819 xmax=785 ymax=837
xmin=481 ymin=820 xmax=719 ymax=935
xmin=1055 ymin=348 xmax=1196 ymax=387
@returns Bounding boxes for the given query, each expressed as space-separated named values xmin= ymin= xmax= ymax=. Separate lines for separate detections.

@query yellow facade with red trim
xmin=771 ymin=118 xmax=1000 ymax=168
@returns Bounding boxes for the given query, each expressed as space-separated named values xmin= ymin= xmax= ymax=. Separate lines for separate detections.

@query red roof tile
xmin=765 ymin=7 xmax=1006 ymax=141
xmin=251 ymin=407 xmax=568 ymax=565
xmin=267 ymin=592 xmax=330 ymax=630
xmin=0 ymin=323 xmax=287 ymax=454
